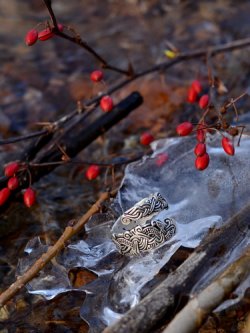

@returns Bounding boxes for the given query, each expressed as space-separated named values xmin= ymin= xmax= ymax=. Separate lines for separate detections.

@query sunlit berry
xmin=100 ymin=96 xmax=113 ymax=112
xmin=221 ymin=137 xmax=235 ymax=156
xmin=23 ymin=188 xmax=36 ymax=208
xmin=199 ymin=94 xmax=209 ymax=109
xmin=0 ymin=188 xmax=10 ymax=206
xmin=191 ymin=80 xmax=202 ymax=94
xmin=194 ymin=143 xmax=206 ymax=157
xmin=86 ymin=165 xmax=100 ymax=180
xmin=25 ymin=29 xmax=38 ymax=46
xmin=90 ymin=70 xmax=103 ymax=82
xmin=38 ymin=28 xmax=54 ymax=41
xmin=176 ymin=122 xmax=193 ymax=136
xmin=155 ymin=153 xmax=169 ymax=166
xmin=140 ymin=132 xmax=155 ymax=146
xmin=7 ymin=177 xmax=19 ymax=191
xmin=187 ymin=87 xmax=198 ymax=103
xmin=195 ymin=153 xmax=210 ymax=170
xmin=4 ymin=162 xmax=20 ymax=177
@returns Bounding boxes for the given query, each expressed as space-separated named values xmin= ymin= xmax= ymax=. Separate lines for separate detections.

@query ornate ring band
xmin=111 ymin=193 xmax=176 ymax=256
xmin=120 ymin=192 xmax=168 ymax=226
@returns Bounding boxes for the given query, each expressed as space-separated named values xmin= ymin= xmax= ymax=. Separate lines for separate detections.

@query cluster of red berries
xmin=175 ymin=79 xmax=236 ymax=171
xmin=25 ymin=24 xmax=64 ymax=46
xmin=0 ymin=162 xmax=36 ymax=207
xmin=187 ymin=80 xmax=209 ymax=109
xmin=176 ymin=121 xmax=235 ymax=170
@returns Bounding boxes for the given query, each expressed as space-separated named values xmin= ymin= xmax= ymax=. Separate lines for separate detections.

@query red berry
xmin=90 ymin=70 xmax=104 ymax=82
xmin=140 ymin=132 xmax=155 ymax=146
xmin=4 ymin=162 xmax=20 ymax=177
xmin=221 ymin=137 xmax=235 ymax=156
xmin=100 ymin=96 xmax=113 ymax=112
xmin=196 ymin=129 xmax=206 ymax=142
xmin=194 ymin=143 xmax=206 ymax=157
xmin=195 ymin=153 xmax=210 ymax=171
xmin=57 ymin=23 xmax=64 ymax=32
xmin=86 ymin=165 xmax=100 ymax=180
xmin=176 ymin=122 xmax=193 ymax=136
xmin=0 ymin=188 xmax=10 ymax=206
xmin=191 ymin=80 xmax=202 ymax=94
xmin=155 ymin=153 xmax=168 ymax=166
xmin=23 ymin=188 xmax=36 ymax=208
xmin=187 ymin=87 xmax=198 ymax=103
xmin=25 ymin=29 xmax=38 ymax=46
xmin=7 ymin=177 xmax=19 ymax=191
xmin=38 ymin=28 xmax=54 ymax=41
xmin=199 ymin=94 xmax=209 ymax=109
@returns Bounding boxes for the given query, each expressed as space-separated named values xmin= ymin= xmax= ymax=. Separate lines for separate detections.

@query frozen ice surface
xmin=17 ymin=237 xmax=73 ymax=299
xmin=18 ymin=133 xmax=250 ymax=332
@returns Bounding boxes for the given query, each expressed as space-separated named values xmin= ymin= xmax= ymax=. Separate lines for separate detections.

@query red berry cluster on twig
xmin=194 ymin=127 xmax=209 ymax=170
xmin=1 ymin=162 xmax=36 ymax=207
xmin=0 ymin=162 xmax=21 ymax=206
xmin=175 ymin=79 xmax=245 ymax=171
xmin=25 ymin=23 xmax=64 ymax=46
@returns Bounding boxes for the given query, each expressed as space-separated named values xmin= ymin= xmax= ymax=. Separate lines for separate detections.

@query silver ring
xmin=120 ymin=192 xmax=168 ymax=225
xmin=111 ymin=193 xmax=176 ymax=256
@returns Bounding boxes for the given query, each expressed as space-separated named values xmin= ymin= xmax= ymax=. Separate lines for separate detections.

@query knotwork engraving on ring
xmin=112 ymin=217 xmax=176 ymax=256
xmin=121 ymin=192 xmax=168 ymax=225
xmin=111 ymin=193 xmax=177 ymax=255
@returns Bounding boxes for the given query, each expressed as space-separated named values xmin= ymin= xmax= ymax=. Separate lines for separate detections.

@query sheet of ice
xmin=18 ymin=133 xmax=250 ymax=332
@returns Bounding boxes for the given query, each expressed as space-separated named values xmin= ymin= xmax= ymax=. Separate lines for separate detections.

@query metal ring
xmin=111 ymin=193 xmax=176 ymax=256
xmin=120 ymin=192 xmax=168 ymax=225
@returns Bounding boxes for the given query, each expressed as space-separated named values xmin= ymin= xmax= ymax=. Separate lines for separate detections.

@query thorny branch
xmin=0 ymin=189 xmax=117 ymax=308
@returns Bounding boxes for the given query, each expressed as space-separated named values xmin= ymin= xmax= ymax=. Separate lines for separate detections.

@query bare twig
xmin=163 ymin=246 xmax=250 ymax=333
xmin=29 ymin=153 xmax=144 ymax=168
xmin=0 ymin=129 xmax=49 ymax=145
xmin=0 ymin=189 xmax=117 ymax=308
xmin=42 ymin=0 xmax=130 ymax=76
xmin=83 ymin=37 xmax=250 ymax=110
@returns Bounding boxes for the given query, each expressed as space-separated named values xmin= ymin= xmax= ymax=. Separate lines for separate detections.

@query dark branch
xmin=3 ymin=92 xmax=143 ymax=196
xmin=43 ymin=0 xmax=130 ymax=76
xmin=0 ymin=129 xmax=49 ymax=145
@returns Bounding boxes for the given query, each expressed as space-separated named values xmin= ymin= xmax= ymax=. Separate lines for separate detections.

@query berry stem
xmin=42 ymin=0 xmax=130 ymax=76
